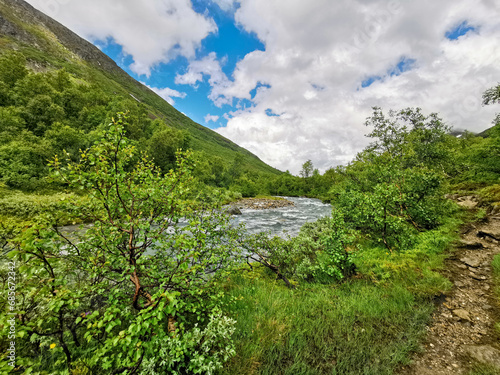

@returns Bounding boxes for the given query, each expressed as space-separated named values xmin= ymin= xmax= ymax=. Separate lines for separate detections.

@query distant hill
xmin=0 ymin=0 xmax=280 ymax=176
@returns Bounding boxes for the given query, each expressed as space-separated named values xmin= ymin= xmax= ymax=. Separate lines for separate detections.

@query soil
xmin=399 ymin=201 xmax=500 ymax=374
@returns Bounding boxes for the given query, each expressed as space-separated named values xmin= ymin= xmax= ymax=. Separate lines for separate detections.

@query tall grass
xmin=221 ymin=219 xmax=461 ymax=374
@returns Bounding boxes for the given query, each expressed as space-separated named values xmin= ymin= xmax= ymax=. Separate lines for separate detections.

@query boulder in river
xmin=226 ymin=206 xmax=242 ymax=215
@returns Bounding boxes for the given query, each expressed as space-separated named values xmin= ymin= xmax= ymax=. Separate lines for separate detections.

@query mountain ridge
xmin=0 ymin=0 xmax=280 ymax=175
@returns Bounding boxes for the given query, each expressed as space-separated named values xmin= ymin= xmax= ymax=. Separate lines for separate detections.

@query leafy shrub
xmin=245 ymin=210 xmax=357 ymax=286
xmin=1 ymin=116 xmax=241 ymax=374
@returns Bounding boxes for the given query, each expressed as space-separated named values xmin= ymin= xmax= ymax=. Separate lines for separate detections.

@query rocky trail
xmin=400 ymin=199 xmax=500 ymax=374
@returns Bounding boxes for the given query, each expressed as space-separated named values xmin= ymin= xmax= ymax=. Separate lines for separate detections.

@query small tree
xmin=333 ymin=107 xmax=454 ymax=251
xmin=300 ymin=160 xmax=314 ymax=178
xmin=6 ymin=114 xmax=241 ymax=374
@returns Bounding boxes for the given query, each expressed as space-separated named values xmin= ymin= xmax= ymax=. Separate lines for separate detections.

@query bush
xmin=244 ymin=210 xmax=357 ymax=286
xmin=1 ymin=116 xmax=242 ymax=374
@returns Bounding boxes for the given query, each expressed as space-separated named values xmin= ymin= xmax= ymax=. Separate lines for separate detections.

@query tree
xmin=300 ymin=160 xmax=314 ymax=178
xmin=0 ymin=52 xmax=28 ymax=88
xmin=482 ymin=83 xmax=500 ymax=106
xmin=6 ymin=114 xmax=241 ymax=374
xmin=147 ymin=125 xmax=189 ymax=173
xmin=332 ymin=107 xmax=454 ymax=251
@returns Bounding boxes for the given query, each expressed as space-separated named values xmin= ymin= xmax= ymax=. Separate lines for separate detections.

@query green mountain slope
xmin=0 ymin=0 xmax=279 ymax=175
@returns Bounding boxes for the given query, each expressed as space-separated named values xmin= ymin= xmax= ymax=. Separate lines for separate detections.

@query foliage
xmin=244 ymin=210 xmax=357 ymax=287
xmin=0 ymin=50 xmax=280 ymax=194
xmin=300 ymin=160 xmax=313 ymax=179
xmin=330 ymin=107 xmax=455 ymax=251
xmin=222 ymin=272 xmax=433 ymax=375
xmin=1 ymin=117 xmax=242 ymax=374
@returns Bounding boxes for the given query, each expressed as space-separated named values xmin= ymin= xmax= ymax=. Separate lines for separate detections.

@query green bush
xmin=1 ymin=117 xmax=242 ymax=374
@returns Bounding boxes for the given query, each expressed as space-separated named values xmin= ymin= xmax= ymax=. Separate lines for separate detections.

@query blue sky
xmin=93 ymin=1 xmax=264 ymax=128
xmin=26 ymin=0 xmax=500 ymax=174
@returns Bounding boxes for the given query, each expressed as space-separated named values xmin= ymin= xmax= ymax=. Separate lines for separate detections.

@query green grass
xmin=221 ymin=219 xmax=461 ymax=375
xmin=492 ymin=254 xmax=500 ymax=338
xmin=222 ymin=270 xmax=432 ymax=375
xmin=467 ymin=364 xmax=500 ymax=375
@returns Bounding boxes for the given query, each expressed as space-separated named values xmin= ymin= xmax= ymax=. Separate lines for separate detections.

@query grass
xmin=222 ymin=270 xmax=432 ymax=375
xmin=221 ymin=218 xmax=461 ymax=374
xmin=468 ymin=364 xmax=500 ymax=375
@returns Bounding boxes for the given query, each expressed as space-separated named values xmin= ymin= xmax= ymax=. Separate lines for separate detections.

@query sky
xmin=26 ymin=0 xmax=500 ymax=174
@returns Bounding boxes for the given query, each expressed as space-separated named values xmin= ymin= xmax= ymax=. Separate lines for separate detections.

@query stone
xmin=477 ymin=230 xmax=500 ymax=241
xmin=226 ymin=206 xmax=242 ymax=215
xmin=458 ymin=241 xmax=484 ymax=249
xmin=453 ymin=309 xmax=470 ymax=321
xmin=463 ymin=345 xmax=500 ymax=369
xmin=456 ymin=196 xmax=478 ymax=208
xmin=461 ymin=257 xmax=481 ymax=268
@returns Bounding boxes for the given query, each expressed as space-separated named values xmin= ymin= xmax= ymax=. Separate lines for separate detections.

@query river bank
xmin=229 ymin=196 xmax=295 ymax=211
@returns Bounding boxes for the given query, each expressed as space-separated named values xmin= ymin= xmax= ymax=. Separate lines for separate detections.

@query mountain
xmin=0 ymin=0 xmax=280 ymax=176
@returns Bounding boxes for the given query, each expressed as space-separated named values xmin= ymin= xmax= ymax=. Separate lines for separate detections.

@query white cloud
xmin=175 ymin=52 xmax=233 ymax=107
xmin=143 ymin=83 xmax=186 ymax=105
xmin=204 ymin=114 xmax=220 ymax=123
xmin=212 ymin=0 xmax=237 ymax=12
xmin=26 ymin=0 xmax=500 ymax=174
xmin=26 ymin=0 xmax=217 ymax=77
xmin=213 ymin=0 xmax=500 ymax=174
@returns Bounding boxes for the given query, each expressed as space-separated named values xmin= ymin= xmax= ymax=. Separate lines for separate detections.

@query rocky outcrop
xmin=230 ymin=197 xmax=294 ymax=211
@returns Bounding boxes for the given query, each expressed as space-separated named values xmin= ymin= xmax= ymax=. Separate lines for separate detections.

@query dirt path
xmin=399 ymin=208 xmax=500 ymax=374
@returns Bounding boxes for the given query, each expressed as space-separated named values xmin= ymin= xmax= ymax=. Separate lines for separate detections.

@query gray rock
xmin=463 ymin=345 xmax=500 ymax=369
xmin=453 ymin=309 xmax=470 ymax=321
xmin=461 ymin=256 xmax=481 ymax=268
xmin=226 ymin=206 xmax=242 ymax=215
xmin=456 ymin=196 xmax=478 ymax=208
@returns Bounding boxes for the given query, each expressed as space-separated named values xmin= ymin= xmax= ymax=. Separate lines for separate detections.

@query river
xmin=57 ymin=197 xmax=331 ymax=240
xmin=230 ymin=197 xmax=332 ymax=237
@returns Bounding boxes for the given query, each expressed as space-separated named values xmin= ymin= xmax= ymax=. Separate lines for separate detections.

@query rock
xmin=226 ymin=206 xmax=242 ymax=215
xmin=470 ymin=274 xmax=487 ymax=281
xmin=456 ymin=196 xmax=478 ymax=208
xmin=458 ymin=240 xmax=484 ymax=249
xmin=463 ymin=345 xmax=500 ymax=369
xmin=453 ymin=309 xmax=470 ymax=321
xmin=461 ymin=257 xmax=481 ymax=268
xmin=477 ymin=230 xmax=500 ymax=241
xmin=235 ymin=198 xmax=295 ymax=210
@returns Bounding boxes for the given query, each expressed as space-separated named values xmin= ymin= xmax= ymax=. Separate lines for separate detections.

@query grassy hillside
xmin=0 ymin=0 xmax=279 ymax=176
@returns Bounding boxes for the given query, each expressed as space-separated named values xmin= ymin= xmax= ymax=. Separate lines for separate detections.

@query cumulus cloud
xmin=26 ymin=0 xmax=500 ymax=174
xmin=175 ymin=52 xmax=233 ymax=107
xmin=26 ymin=0 xmax=217 ymax=76
xmin=213 ymin=0 xmax=500 ymax=173
xmin=143 ymin=84 xmax=186 ymax=105
xmin=212 ymin=0 xmax=238 ymax=12
xmin=204 ymin=114 xmax=220 ymax=123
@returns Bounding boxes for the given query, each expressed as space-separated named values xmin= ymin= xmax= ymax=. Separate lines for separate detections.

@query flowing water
xmin=230 ymin=197 xmax=332 ymax=237
xmin=58 ymin=197 xmax=331 ymax=240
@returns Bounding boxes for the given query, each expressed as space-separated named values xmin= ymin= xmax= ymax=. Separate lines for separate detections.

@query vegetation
xmin=1 ymin=119 xmax=244 ymax=374
xmin=1 ymin=1 xmax=500 ymax=372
